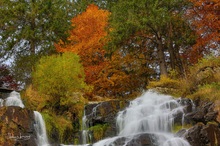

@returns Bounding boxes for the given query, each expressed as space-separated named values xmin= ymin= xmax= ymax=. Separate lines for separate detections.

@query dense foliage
xmin=32 ymin=52 xmax=89 ymax=112
xmin=0 ymin=0 xmax=76 ymax=85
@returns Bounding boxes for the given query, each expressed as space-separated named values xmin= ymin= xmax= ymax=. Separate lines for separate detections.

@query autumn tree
xmin=32 ymin=52 xmax=89 ymax=112
xmin=55 ymin=4 xmax=110 ymax=94
xmin=0 ymin=0 xmax=76 ymax=86
xmin=186 ymin=0 xmax=220 ymax=64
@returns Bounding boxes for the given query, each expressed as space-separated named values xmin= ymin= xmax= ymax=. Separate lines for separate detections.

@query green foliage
xmin=0 ymin=0 xmax=77 ymax=86
xmin=88 ymin=124 xmax=109 ymax=141
xmin=41 ymin=112 xmax=74 ymax=144
xmin=148 ymin=56 xmax=220 ymax=100
xmin=108 ymin=0 xmax=191 ymax=47
xmin=107 ymin=0 xmax=194 ymax=77
xmin=172 ymin=123 xmax=192 ymax=133
xmin=33 ymin=52 xmax=88 ymax=97
xmin=32 ymin=52 xmax=90 ymax=114
xmin=182 ymin=56 xmax=220 ymax=97
xmin=188 ymin=83 xmax=220 ymax=101
xmin=22 ymin=84 xmax=87 ymax=143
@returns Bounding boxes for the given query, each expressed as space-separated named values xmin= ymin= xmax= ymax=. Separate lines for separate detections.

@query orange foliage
xmin=187 ymin=0 xmax=220 ymax=63
xmin=55 ymin=4 xmax=153 ymax=98
xmin=55 ymin=4 xmax=110 ymax=86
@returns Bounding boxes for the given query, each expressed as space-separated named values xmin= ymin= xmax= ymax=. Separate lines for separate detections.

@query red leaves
xmin=0 ymin=64 xmax=18 ymax=90
xmin=187 ymin=0 xmax=220 ymax=63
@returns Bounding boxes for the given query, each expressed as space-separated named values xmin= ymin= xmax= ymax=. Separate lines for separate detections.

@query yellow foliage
xmin=22 ymin=85 xmax=50 ymax=111
xmin=148 ymin=75 xmax=180 ymax=88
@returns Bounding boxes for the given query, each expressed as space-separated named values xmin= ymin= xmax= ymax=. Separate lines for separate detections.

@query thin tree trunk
xmin=157 ymin=37 xmax=168 ymax=77
xmin=167 ymin=22 xmax=176 ymax=70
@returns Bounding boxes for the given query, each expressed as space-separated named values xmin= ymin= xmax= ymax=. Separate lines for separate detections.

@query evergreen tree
xmin=0 ymin=0 xmax=76 ymax=86
xmin=108 ymin=0 xmax=194 ymax=77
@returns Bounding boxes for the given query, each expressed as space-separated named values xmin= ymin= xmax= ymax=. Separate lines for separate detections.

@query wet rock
xmin=184 ymin=123 xmax=220 ymax=146
xmin=177 ymin=98 xmax=194 ymax=113
xmin=184 ymin=101 xmax=217 ymax=124
xmin=0 ymin=106 xmax=37 ymax=146
xmin=175 ymin=129 xmax=187 ymax=137
xmin=84 ymin=100 xmax=129 ymax=142
xmin=97 ymin=133 xmax=157 ymax=146
xmin=214 ymin=100 xmax=220 ymax=122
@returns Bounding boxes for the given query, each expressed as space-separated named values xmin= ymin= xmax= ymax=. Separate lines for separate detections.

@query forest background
xmin=0 ymin=0 xmax=220 ymax=144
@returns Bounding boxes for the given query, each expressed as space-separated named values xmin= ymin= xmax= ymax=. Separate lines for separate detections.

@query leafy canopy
xmin=55 ymin=4 xmax=110 ymax=95
xmin=0 ymin=0 xmax=76 ymax=86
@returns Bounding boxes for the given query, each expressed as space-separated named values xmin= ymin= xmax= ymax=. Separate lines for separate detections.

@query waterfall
xmin=82 ymin=112 xmax=89 ymax=144
xmin=1 ymin=91 xmax=25 ymax=108
xmin=34 ymin=111 xmax=50 ymax=146
xmin=94 ymin=91 xmax=191 ymax=146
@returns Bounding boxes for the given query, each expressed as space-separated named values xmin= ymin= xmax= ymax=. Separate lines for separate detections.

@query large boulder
xmin=184 ymin=101 xmax=218 ymax=124
xmin=0 ymin=106 xmax=37 ymax=146
xmin=177 ymin=99 xmax=220 ymax=146
xmin=183 ymin=123 xmax=220 ymax=146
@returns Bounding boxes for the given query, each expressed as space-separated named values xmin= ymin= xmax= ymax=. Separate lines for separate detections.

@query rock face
xmin=183 ymin=123 xmax=220 ymax=146
xmin=185 ymin=101 xmax=218 ymax=124
xmin=83 ymin=100 xmax=129 ymax=143
xmin=0 ymin=106 xmax=37 ymax=146
xmin=178 ymin=99 xmax=220 ymax=146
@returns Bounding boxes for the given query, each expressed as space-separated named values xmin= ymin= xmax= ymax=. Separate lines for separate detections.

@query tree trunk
xmin=167 ymin=22 xmax=176 ymax=70
xmin=157 ymin=37 xmax=168 ymax=77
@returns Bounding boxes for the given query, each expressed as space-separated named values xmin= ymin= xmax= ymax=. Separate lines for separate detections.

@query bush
xmin=147 ymin=75 xmax=182 ymax=96
xmin=32 ymin=52 xmax=90 ymax=112
xmin=147 ymin=56 xmax=220 ymax=99
xmin=33 ymin=52 xmax=89 ymax=97
xmin=182 ymin=56 xmax=220 ymax=97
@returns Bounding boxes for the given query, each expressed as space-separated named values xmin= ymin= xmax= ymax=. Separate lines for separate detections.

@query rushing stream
xmin=93 ymin=91 xmax=191 ymax=146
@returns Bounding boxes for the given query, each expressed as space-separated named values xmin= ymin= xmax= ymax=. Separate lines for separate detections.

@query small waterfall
xmin=82 ymin=113 xmax=89 ymax=144
xmin=81 ymin=104 xmax=100 ymax=145
xmin=0 ymin=98 xmax=4 ymax=107
xmin=94 ymin=91 xmax=191 ymax=146
xmin=34 ymin=111 xmax=50 ymax=146
xmin=1 ymin=91 xmax=25 ymax=108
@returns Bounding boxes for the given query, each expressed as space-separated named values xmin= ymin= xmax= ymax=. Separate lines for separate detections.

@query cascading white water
xmin=94 ymin=91 xmax=191 ymax=146
xmin=82 ymin=113 xmax=89 ymax=144
xmin=0 ymin=98 xmax=4 ymax=107
xmin=34 ymin=111 xmax=50 ymax=146
xmin=2 ymin=91 xmax=25 ymax=108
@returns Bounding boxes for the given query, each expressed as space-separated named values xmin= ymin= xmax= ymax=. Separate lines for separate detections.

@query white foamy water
xmin=94 ymin=91 xmax=191 ymax=146
xmin=3 ymin=91 xmax=25 ymax=108
xmin=34 ymin=111 xmax=50 ymax=146
xmin=82 ymin=110 xmax=89 ymax=144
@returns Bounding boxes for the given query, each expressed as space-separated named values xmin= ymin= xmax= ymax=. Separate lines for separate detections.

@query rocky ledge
xmin=0 ymin=106 xmax=37 ymax=146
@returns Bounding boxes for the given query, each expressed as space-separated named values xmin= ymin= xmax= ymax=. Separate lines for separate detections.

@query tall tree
xmin=0 ymin=0 xmax=76 ymax=86
xmin=56 ymin=4 xmax=154 ymax=97
xmin=56 ymin=4 xmax=110 ymax=89
xmin=108 ymin=0 xmax=193 ymax=77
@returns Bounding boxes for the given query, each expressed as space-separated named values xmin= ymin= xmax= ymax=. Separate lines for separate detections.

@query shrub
xmin=32 ymin=52 xmax=90 ymax=112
